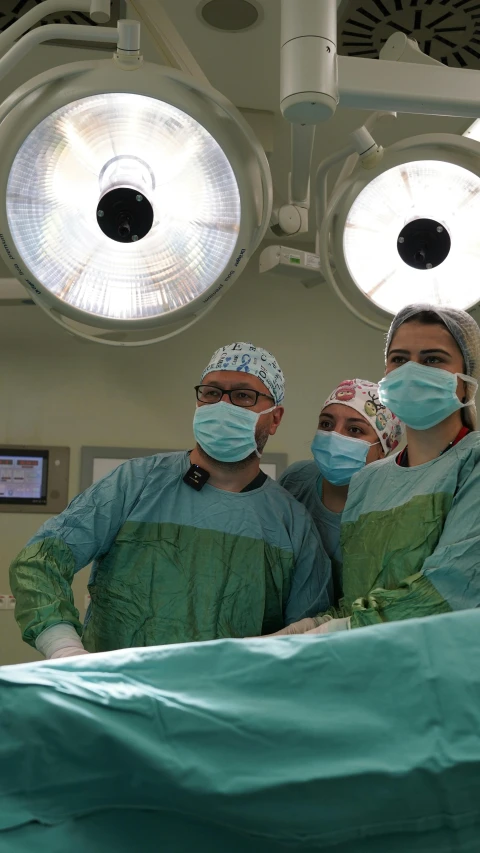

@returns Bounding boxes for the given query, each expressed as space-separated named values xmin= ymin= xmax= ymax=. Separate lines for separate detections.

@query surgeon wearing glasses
xmin=10 ymin=342 xmax=332 ymax=660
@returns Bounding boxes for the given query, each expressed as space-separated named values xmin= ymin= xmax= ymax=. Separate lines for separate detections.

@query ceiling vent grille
xmin=338 ymin=0 xmax=480 ymax=69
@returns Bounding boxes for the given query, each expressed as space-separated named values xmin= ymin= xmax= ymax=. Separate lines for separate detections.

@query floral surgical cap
xmin=322 ymin=378 xmax=405 ymax=455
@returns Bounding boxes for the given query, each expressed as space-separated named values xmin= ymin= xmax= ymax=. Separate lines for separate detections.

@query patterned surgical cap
xmin=322 ymin=378 xmax=405 ymax=455
xmin=202 ymin=342 xmax=285 ymax=404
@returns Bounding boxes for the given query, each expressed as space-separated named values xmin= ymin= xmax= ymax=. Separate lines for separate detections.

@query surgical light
xmin=318 ymin=134 xmax=480 ymax=331
xmin=6 ymin=94 xmax=241 ymax=323
xmin=0 ymin=6 xmax=272 ymax=345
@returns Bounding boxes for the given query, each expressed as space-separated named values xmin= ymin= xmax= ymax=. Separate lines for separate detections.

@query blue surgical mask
xmin=311 ymin=430 xmax=379 ymax=487
xmin=378 ymin=362 xmax=478 ymax=431
xmin=193 ymin=401 xmax=276 ymax=463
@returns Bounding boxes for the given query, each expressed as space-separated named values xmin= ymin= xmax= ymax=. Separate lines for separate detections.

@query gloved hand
xmin=305 ymin=616 xmax=351 ymax=635
xmin=36 ymin=623 xmax=89 ymax=659
xmin=265 ymin=616 xmax=332 ymax=637
xmin=267 ymin=618 xmax=318 ymax=636
xmin=50 ymin=647 xmax=90 ymax=659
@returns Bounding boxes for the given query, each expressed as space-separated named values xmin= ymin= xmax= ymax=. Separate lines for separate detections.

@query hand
xmin=264 ymin=618 xmax=320 ymax=637
xmin=305 ymin=616 xmax=351 ymax=635
xmin=49 ymin=647 xmax=90 ymax=659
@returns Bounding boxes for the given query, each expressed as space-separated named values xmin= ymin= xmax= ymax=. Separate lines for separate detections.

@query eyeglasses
xmin=195 ymin=385 xmax=275 ymax=408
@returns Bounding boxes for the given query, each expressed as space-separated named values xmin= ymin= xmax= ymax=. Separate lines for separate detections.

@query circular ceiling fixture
xmin=0 ymin=60 xmax=272 ymax=345
xmin=339 ymin=0 xmax=480 ymax=69
xmin=198 ymin=0 xmax=263 ymax=33
xmin=319 ymin=134 xmax=480 ymax=330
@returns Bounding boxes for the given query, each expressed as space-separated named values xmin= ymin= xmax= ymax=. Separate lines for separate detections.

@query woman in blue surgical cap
xmin=276 ymin=303 xmax=480 ymax=636
xmin=279 ymin=379 xmax=403 ymax=602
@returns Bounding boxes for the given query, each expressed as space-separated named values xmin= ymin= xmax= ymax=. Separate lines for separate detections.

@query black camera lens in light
xmin=96 ymin=187 xmax=154 ymax=243
xmin=397 ymin=218 xmax=451 ymax=270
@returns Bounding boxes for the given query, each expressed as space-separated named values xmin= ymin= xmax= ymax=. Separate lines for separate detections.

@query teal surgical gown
xmin=330 ymin=431 xmax=480 ymax=628
xmin=9 ymin=452 xmax=332 ymax=651
xmin=279 ymin=461 xmax=343 ymax=600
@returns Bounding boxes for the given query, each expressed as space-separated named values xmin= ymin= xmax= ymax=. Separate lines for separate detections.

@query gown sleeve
xmin=9 ymin=457 xmax=155 ymax=647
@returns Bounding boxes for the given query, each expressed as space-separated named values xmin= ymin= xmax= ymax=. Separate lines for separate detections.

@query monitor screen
xmin=0 ymin=450 xmax=48 ymax=505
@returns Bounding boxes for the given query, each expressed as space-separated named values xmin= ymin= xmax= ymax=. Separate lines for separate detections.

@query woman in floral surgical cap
xmin=279 ymin=379 xmax=404 ymax=602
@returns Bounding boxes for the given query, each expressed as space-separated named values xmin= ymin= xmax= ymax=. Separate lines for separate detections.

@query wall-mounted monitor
xmin=0 ymin=446 xmax=70 ymax=513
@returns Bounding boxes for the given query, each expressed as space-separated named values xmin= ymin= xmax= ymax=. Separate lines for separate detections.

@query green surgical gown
xmin=9 ymin=452 xmax=332 ymax=651
xmin=330 ymin=431 xmax=480 ymax=627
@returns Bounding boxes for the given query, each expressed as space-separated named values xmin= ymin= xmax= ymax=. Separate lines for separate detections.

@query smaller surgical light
xmin=343 ymin=159 xmax=480 ymax=315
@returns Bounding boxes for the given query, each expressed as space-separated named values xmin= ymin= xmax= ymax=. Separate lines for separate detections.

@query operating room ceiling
xmin=338 ymin=0 xmax=480 ymax=69
xmin=0 ymin=0 xmax=474 ymax=286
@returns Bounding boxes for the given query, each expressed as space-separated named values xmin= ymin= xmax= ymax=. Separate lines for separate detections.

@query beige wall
xmin=1 ymin=253 xmax=457 ymax=665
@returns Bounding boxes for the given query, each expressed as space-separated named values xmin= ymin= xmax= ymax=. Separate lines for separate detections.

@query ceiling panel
xmin=338 ymin=0 xmax=480 ymax=69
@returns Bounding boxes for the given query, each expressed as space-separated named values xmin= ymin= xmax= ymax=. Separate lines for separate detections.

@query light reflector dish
xmin=6 ymin=93 xmax=241 ymax=322
xmin=343 ymin=160 xmax=480 ymax=314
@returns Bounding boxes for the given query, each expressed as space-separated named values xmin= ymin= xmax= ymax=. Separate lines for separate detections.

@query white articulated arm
xmin=128 ymin=0 xmax=209 ymax=84
xmin=0 ymin=25 xmax=119 ymax=84
xmin=338 ymin=55 xmax=480 ymax=118
xmin=0 ymin=0 xmax=109 ymax=57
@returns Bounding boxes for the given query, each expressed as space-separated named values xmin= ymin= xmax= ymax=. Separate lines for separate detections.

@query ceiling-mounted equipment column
xmin=280 ymin=0 xmax=338 ymax=125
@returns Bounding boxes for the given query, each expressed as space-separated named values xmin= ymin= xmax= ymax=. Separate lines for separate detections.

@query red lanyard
xmin=396 ymin=426 xmax=470 ymax=467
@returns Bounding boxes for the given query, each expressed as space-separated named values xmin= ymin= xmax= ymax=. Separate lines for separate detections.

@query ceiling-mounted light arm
xmin=128 ymin=0 xmax=210 ymax=85
xmin=279 ymin=0 xmax=480 ymax=123
xmin=289 ymin=124 xmax=315 ymax=207
xmin=314 ymin=126 xmax=382 ymax=254
xmin=463 ymin=119 xmax=480 ymax=142
xmin=379 ymin=33 xmax=444 ymax=68
xmin=0 ymin=25 xmax=121 ymax=84
xmin=333 ymin=110 xmax=397 ymax=194
xmin=338 ymin=55 xmax=480 ymax=119
xmin=280 ymin=0 xmax=338 ymax=125
xmin=314 ymin=143 xmax=354 ymax=254
xmin=271 ymin=123 xmax=315 ymax=237
xmin=276 ymin=0 xmax=338 ymax=237
xmin=0 ymin=0 xmax=109 ymax=58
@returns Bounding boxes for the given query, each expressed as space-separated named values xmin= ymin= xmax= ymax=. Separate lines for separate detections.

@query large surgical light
xmin=318 ymin=135 xmax=480 ymax=331
xmin=6 ymin=93 xmax=241 ymax=323
xmin=0 ymin=15 xmax=271 ymax=345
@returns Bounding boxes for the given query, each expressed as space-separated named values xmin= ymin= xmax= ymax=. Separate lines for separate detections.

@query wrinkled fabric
xmin=9 ymin=452 xmax=332 ymax=651
xmin=279 ymin=462 xmax=343 ymax=602
xmin=1 ymin=610 xmax=480 ymax=852
xmin=327 ymin=431 xmax=480 ymax=627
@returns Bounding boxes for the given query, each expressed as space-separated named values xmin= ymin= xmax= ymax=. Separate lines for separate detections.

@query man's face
xmin=198 ymin=370 xmax=284 ymax=453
